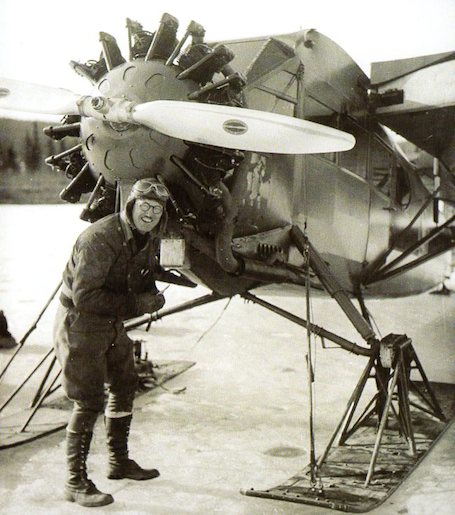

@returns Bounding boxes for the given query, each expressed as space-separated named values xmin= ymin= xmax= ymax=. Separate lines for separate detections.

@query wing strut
xmin=363 ymin=211 xmax=454 ymax=286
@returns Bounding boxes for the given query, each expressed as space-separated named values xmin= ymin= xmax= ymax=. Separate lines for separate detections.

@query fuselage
xmin=76 ymin=29 xmax=449 ymax=298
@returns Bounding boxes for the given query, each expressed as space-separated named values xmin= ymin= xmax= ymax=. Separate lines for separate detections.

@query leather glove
xmin=135 ymin=292 xmax=165 ymax=316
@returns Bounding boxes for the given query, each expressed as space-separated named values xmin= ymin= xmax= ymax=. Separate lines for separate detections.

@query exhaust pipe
xmin=214 ymin=182 xmax=243 ymax=275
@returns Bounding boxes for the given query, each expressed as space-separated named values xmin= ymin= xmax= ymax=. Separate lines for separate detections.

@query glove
xmin=135 ymin=292 xmax=165 ymax=316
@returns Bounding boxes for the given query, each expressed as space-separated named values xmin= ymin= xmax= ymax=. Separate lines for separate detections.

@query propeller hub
xmin=90 ymin=96 xmax=107 ymax=111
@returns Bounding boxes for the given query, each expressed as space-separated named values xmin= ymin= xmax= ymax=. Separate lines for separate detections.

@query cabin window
xmin=369 ymin=135 xmax=393 ymax=196
xmin=304 ymin=95 xmax=335 ymax=120
xmin=248 ymin=69 xmax=297 ymax=117
xmin=248 ymin=87 xmax=295 ymax=117
xmin=262 ymin=70 xmax=298 ymax=101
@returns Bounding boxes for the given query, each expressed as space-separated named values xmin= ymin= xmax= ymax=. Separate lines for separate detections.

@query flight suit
xmin=54 ymin=211 xmax=161 ymax=413
xmin=55 ymin=178 xmax=168 ymax=507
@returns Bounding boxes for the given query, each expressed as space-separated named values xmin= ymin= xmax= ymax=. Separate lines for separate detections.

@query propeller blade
xmin=0 ymin=78 xmax=80 ymax=115
xmin=132 ymin=101 xmax=355 ymax=154
xmin=0 ymin=79 xmax=354 ymax=154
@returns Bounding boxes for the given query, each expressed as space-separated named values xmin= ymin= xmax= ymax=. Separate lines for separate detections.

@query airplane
xmin=0 ymin=12 xmax=454 ymax=512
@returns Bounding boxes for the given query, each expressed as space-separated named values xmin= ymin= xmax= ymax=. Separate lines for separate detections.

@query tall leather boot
xmin=105 ymin=415 xmax=160 ymax=480
xmin=64 ymin=411 xmax=114 ymax=507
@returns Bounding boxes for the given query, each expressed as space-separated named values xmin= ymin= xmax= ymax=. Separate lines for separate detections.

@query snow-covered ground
xmin=0 ymin=204 xmax=454 ymax=514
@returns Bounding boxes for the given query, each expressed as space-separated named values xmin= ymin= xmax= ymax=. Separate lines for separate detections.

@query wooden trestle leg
xmin=318 ymin=334 xmax=446 ymax=487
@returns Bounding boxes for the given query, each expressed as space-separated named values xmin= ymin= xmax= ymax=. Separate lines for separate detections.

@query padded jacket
xmin=61 ymin=212 xmax=160 ymax=321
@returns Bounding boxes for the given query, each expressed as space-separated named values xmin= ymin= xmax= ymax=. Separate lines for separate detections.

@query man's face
xmin=131 ymin=199 xmax=163 ymax=234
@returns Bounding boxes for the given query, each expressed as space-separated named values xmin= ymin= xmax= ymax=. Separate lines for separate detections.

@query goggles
xmin=138 ymin=201 xmax=164 ymax=214
xmin=132 ymin=178 xmax=170 ymax=202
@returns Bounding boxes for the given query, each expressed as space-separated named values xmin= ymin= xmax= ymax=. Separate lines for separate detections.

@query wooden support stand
xmin=242 ymin=333 xmax=451 ymax=512
xmin=318 ymin=333 xmax=446 ymax=486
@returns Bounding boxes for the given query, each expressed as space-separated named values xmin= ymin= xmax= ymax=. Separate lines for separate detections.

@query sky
xmin=0 ymin=0 xmax=454 ymax=115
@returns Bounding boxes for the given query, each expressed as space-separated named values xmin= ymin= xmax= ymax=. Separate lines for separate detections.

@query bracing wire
xmin=297 ymin=66 xmax=322 ymax=489
xmin=304 ymin=239 xmax=318 ymax=489
xmin=365 ymin=306 xmax=383 ymax=340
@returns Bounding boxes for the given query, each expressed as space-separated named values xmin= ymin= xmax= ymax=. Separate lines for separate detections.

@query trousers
xmin=53 ymin=303 xmax=137 ymax=413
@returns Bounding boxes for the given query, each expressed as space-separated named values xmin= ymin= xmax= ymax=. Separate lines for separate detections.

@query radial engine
xmin=44 ymin=14 xmax=246 ymax=225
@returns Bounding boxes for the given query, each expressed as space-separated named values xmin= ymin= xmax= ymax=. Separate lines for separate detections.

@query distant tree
xmin=46 ymin=138 xmax=56 ymax=159
xmin=24 ymin=122 xmax=42 ymax=172
xmin=24 ymin=132 xmax=35 ymax=170
xmin=6 ymin=146 xmax=18 ymax=172
xmin=32 ymin=122 xmax=42 ymax=167
xmin=0 ymin=141 xmax=5 ymax=171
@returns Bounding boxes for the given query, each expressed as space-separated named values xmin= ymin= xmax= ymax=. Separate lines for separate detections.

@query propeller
xmin=0 ymin=78 xmax=80 ymax=116
xmin=0 ymin=77 xmax=355 ymax=154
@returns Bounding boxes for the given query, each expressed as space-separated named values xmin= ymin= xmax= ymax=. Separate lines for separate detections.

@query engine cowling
xmin=80 ymin=60 xmax=198 ymax=185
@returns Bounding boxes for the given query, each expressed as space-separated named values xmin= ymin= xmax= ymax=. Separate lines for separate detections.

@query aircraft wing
xmin=370 ymin=51 xmax=455 ymax=174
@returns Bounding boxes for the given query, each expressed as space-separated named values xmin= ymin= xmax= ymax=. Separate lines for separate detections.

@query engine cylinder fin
xmin=145 ymin=13 xmax=179 ymax=61
xmin=43 ymin=122 xmax=80 ymax=140
xmin=99 ymin=32 xmax=126 ymax=71
xmin=187 ymin=72 xmax=246 ymax=105
xmin=69 ymin=59 xmax=102 ymax=84
xmin=80 ymin=174 xmax=117 ymax=223
xmin=45 ymin=142 xmax=87 ymax=186
xmin=166 ymin=20 xmax=206 ymax=66
xmin=189 ymin=21 xmax=206 ymax=45
xmin=45 ymin=144 xmax=83 ymax=166
xmin=130 ymin=30 xmax=154 ymax=59
xmin=177 ymin=45 xmax=235 ymax=85
xmin=59 ymin=162 xmax=96 ymax=203
xmin=183 ymin=143 xmax=244 ymax=184
xmin=170 ymin=155 xmax=215 ymax=197
xmin=126 ymin=18 xmax=144 ymax=60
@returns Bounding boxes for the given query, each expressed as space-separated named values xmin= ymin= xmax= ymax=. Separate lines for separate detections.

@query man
xmin=54 ymin=177 xmax=170 ymax=507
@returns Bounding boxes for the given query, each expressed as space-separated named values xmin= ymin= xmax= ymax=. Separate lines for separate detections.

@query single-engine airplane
xmin=0 ymin=13 xmax=454 ymax=512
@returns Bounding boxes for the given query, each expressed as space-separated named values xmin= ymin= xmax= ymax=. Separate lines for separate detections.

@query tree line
xmin=0 ymin=120 xmax=66 ymax=174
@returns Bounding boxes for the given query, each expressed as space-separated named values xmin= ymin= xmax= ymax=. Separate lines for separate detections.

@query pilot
xmin=53 ymin=177 xmax=170 ymax=507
